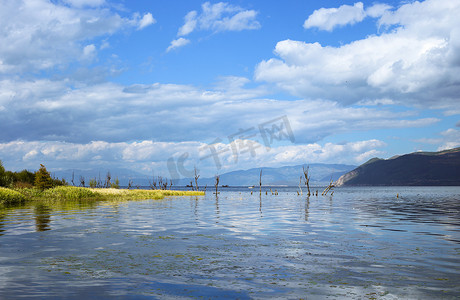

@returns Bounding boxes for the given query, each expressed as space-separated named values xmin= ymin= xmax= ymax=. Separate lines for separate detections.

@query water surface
xmin=0 ymin=186 xmax=459 ymax=299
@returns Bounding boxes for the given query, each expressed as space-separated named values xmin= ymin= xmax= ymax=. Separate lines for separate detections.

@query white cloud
xmin=366 ymin=3 xmax=392 ymax=18
xmin=176 ymin=1 xmax=260 ymax=36
xmin=0 ymin=138 xmax=385 ymax=177
xmin=303 ymin=2 xmax=392 ymax=31
xmin=82 ymin=44 xmax=97 ymax=62
xmin=63 ymin=0 xmax=105 ymax=7
xmin=137 ymin=13 xmax=156 ymax=30
xmin=166 ymin=38 xmax=191 ymax=52
xmin=357 ymin=98 xmax=395 ymax=106
xmin=0 ymin=0 xmax=153 ymax=74
xmin=0 ymin=78 xmax=440 ymax=147
xmin=256 ymin=0 xmax=460 ymax=110
xmin=415 ymin=128 xmax=460 ymax=151
xmin=437 ymin=129 xmax=460 ymax=151
xmin=304 ymin=2 xmax=366 ymax=31
xmin=178 ymin=11 xmax=198 ymax=36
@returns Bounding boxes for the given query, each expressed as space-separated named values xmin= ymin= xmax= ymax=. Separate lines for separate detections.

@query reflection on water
xmin=34 ymin=204 xmax=52 ymax=232
xmin=0 ymin=186 xmax=459 ymax=299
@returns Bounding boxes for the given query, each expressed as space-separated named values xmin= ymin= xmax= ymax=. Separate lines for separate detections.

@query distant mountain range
xmin=175 ymin=163 xmax=356 ymax=187
xmin=336 ymin=147 xmax=460 ymax=186
xmin=53 ymin=163 xmax=356 ymax=187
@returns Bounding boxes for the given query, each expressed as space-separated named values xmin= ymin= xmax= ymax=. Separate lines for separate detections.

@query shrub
xmin=14 ymin=169 xmax=35 ymax=186
xmin=34 ymin=164 xmax=53 ymax=190
xmin=0 ymin=160 xmax=5 ymax=187
xmin=13 ymin=181 xmax=34 ymax=189
xmin=0 ymin=187 xmax=27 ymax=205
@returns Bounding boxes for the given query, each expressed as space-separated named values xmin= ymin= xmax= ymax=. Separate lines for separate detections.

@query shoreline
xmin=0 ymin=186 xmax=205 ymax=206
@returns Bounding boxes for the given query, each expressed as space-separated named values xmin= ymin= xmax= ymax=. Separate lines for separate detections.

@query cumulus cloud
xmin=0 ymin=78 xmax=440 ymax=147
xmin=137 ymin=13 xmax=156 ymax=30
xmin=177 ymin=1 xmax=260 ymax=36
xmin=169 ymin=2 xmax=260 ymax=52
xmin=304 ymin=2 xmax=366 ymax=31
xmin=303 ymin=2 xmax=391 ymax=31
xmin=256 ymin=0 xmax=460 ymax=111
xmin=0 ymin=0 xmax=154 ymax=74
xmin=166 ymin=38 xmax=191 ymax=52
xmin=0 ymin=138 xmax=385 ymax=177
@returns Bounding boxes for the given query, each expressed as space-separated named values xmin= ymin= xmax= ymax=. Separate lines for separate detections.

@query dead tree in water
xmin=194 ymin=167 xmax=200 ymax=191
xmin=149 ymin=173 xmax=157 ymax=190
xmin=322 ymin=178 xmax=335 ymax=196
xmin=79 ymin=176 xmax=85 ymax=187
xmin=259 ymin=169 xmax=263 ymax=195
xmin=214 ymin=175 xmax=220 ymax=194
xmin=105 ymin=171 xmax=111 ymax=188
xmin=303 ymin=166 xmax=311 ymax=196
xmin=298 ymin=176 xmax=303 ymax=195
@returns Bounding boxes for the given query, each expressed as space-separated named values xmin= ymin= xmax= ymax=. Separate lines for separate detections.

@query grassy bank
xmin=0 ymin=187 xmax=27 ymax=205
xmin=0 ymin=186 xmax=204 ymax=205
xmin=87 ymin=188 xmax=204 ymax=200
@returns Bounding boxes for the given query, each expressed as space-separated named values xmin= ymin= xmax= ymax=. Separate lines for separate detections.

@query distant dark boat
xmin=185 ymin=184 xmax=192 ymax=187
xmin=222 ymin=185 xmax=229 ymax=187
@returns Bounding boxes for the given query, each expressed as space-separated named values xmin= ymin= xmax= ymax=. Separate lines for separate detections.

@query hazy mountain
xmin=336 ymin=147 xmax=460 ymax=186
xmin=176 ymin=163 xmax=356 ymax=187
xmin=53 ymin=163 xmax=356 ymax=187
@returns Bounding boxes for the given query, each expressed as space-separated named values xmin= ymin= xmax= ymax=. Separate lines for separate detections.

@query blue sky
xmin=0 ymin=0 xmax=459 ymax=179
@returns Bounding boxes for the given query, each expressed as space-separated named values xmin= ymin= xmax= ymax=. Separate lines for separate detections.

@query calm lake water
xmin=0 ymin=186 xmax=459 ymax=299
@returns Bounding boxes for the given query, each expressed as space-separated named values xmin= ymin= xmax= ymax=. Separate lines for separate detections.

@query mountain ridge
xmin=336 ymin=147 xmax=460 ymax=186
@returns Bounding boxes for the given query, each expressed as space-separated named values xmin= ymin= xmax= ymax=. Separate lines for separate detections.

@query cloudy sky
xmin=0 ymin=0 xmax=459 ymax=179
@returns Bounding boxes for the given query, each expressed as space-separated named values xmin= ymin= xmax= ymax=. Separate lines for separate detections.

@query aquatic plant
xmin=0 ymin=187 xmax=27 ymax=205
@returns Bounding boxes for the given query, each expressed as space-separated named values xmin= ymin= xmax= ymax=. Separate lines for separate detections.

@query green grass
xmin=87 ymin=188 xmax=204 ymax=200
xmin=0 ymin=187 xmax=27 ymax=205
xmin=1 ymin=186 xmax=204 ymax=205
xmin=42 ymin=186 xmax=101 ymax=201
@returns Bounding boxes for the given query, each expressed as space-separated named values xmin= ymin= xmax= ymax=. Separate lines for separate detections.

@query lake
xmin=0 ymin=186 xmax=459 ymax=299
